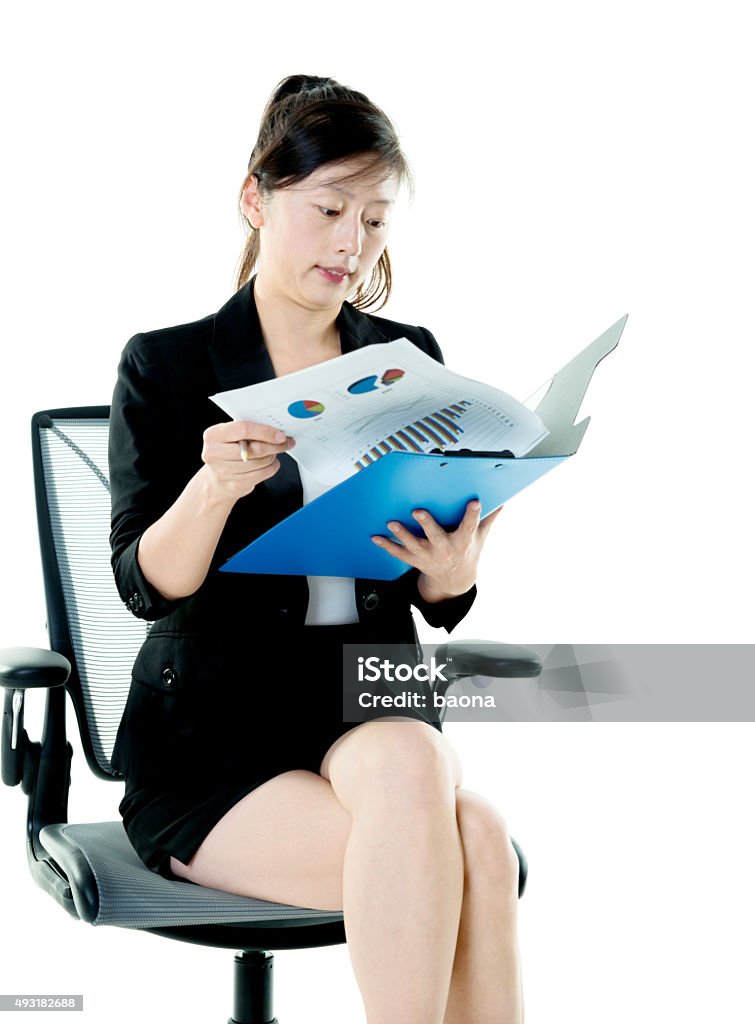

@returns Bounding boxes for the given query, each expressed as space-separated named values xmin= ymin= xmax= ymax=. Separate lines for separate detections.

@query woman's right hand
xmin=200 ymin=420 xmax=296 ymax=504
xmin=135 ymin=421 xmax=296 ymax=604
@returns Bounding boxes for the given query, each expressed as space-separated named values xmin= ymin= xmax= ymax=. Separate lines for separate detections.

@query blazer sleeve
xmin=396 ymin=566 xmax=477 ymax=632
xmin=397 ymin=324 xmax=477 ymax=633
xmin=109 ymin=332 xmax=194 ymax=622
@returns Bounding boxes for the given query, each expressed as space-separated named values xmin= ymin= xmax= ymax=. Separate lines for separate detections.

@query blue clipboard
xmin=219 ymin=314 xmax=628 ymax=580
xmin=220 ymin=450 xmax=568 ymax=580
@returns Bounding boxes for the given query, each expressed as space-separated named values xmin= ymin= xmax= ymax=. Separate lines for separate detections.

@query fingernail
xmin=274 ymin=430 xmax=286 ymax=441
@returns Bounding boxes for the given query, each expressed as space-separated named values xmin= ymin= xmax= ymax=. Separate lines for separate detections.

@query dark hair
xmin=234 ymin=74 xmax=414 ymax=310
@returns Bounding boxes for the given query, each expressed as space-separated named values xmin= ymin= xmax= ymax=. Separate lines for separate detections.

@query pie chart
xmin=288 ymin=399 xmax=325 ymax=418
xmin=381 ymin=368 xmax=405 ymax=385
xmin=348 ymin=368 xmax=405 ymax=394
xmin=348 ymin=375 xmax=379 ymax=395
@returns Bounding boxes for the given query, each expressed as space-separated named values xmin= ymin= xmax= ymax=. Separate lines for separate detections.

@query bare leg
xmin=322 ymin=719 xmax=465 ymax=1024
xmin=170 ymin=723 xmax=524 ymax=1022
xmin=443 ymin=790 xmax=525 ymax=1024
xmin=168 ymin=768 xmax=352 ymax=910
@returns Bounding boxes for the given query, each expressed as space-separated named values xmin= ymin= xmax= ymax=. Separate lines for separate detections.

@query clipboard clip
xmin=429 ymin=448 xmax=516 ymax=459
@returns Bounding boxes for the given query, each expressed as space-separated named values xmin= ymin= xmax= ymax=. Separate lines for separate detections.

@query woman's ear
xmin=241 ymin=175 xmax=264 ymax=229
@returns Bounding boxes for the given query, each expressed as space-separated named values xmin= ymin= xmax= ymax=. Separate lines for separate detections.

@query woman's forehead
xmin=296 ymin=159 xmax=399 ymax=198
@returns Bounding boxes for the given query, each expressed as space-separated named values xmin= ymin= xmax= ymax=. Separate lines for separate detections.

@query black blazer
xmin=108 ymin=276 xmax=477 ymax=784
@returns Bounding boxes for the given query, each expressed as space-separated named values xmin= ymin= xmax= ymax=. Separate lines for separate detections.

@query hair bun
xmin=271 ymin=74 xmax=333 ymax=104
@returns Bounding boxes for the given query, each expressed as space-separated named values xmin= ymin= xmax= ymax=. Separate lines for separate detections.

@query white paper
xmin=210 ymin=338 xmax=548 ymax=486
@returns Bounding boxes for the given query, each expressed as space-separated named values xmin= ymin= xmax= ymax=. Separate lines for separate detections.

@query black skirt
xmin=117 ymin=623 xmax=442 ymax=881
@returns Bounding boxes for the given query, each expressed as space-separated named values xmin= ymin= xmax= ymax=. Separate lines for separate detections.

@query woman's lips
xmin=316 ymin=266 xmax=350 ymax=283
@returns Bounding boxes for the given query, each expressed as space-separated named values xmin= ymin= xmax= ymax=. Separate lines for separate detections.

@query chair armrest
xmin=435 ymin=641 xmax=542 ymax=680
xmin=1 ymin=647 xmax=71 ymax=790
xmin=0 ymin=647 xmax=71 ymax=690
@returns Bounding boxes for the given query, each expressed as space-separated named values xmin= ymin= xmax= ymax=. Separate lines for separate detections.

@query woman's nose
xmin=335 ymin=216 xmax=363 ymax=256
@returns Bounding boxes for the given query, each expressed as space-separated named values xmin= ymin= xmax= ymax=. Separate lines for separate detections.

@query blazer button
xmin=161 ymin=667 xmax=176 ymax=688
xmin=363 ymin=591 xmax=380 ymax=611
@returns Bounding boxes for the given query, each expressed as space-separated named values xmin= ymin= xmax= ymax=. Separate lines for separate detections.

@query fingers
xmin=370 ymin=532 xmax=421 ymax=568
xmin=372 ymin=501 xmax=501 ymax=595
xmin=379 ymin=501 xmax=482 ymax=547
xmin=410 ymin=501 xmax=481 ymax=540
xmin=383 ymin=501 xmax=501 ymax=556
xmin=209 ymin=420 xmax=290 ymax=446
xmin=409 ymin=508 xmax=451 ymax=544
xmin=374 ymin=512 xmax=448 ymax=570
xmin=202 ymin=421 xmax=295 ymax=467
xmin=454 ymin=500 xmax=504 ymax=540
xmin=199 ymin=420 xmax=297 ymax=503
xmin=205 ymin=420 xmax=295 ymax=453
xmin=458 ymin=499 xmax=482 ymax=535
xmin=477 ymin=504 xmax=504 ymax=539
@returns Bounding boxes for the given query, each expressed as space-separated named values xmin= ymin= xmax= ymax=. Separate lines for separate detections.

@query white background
xmin=1 ymin=1 xmax=753 ymax=1021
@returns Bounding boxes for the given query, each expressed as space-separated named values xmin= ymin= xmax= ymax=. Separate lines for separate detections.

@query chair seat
xmin=39 ymin=821 xmax=345 ymax=930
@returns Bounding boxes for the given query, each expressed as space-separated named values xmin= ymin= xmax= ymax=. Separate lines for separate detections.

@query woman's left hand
xmin=371 ymin=500 xmax=503 ymax=602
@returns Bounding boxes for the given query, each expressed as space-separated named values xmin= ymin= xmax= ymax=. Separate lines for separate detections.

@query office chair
xmin=0 ymin=407 xmax=542 ymax=1024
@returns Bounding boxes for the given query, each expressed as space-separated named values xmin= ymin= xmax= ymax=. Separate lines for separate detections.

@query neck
xmin=252 ymin=272 xmax=341 ymax=358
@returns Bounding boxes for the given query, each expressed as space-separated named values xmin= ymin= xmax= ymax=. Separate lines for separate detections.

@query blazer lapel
xmin=207 ymin=275 xmax=274 ymax=393
xmin=337 ymin=294 xmax=392 ymax=352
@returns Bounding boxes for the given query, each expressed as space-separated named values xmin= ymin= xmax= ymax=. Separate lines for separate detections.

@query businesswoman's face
xmin=241 ymin=155 xmax=399 ymax=311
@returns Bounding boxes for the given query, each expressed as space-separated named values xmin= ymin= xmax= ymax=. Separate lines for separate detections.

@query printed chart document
xmin=210 ymin=338 xmax=549 ymax=487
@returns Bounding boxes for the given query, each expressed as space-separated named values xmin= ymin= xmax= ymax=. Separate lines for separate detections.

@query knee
xmin=332 ymin=719 xmax=462 ymax=808
xmin=455 ymin=789 xmax=520 ymax=898
xmin=365 ymin=720 xmax=460 ymax=787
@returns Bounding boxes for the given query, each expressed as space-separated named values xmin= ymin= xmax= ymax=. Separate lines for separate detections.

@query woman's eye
xmin=317 ymin=207 xmax=385 ymax=228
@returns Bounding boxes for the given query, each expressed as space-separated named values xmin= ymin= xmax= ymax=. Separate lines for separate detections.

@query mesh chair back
xmin=32 ymin=409 xmax=148 ymax=778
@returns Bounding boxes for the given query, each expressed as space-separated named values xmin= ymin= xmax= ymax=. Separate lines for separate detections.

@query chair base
xmin=229 ymin=950 xmax=278 ymax=1024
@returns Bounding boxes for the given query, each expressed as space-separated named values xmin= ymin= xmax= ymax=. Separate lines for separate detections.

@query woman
xmin=109 ymin=74 xmax=523 ymax=1023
